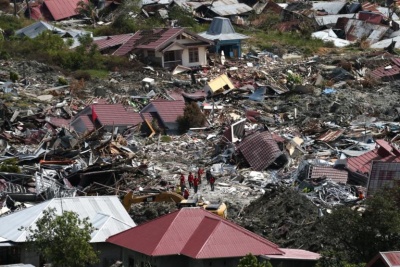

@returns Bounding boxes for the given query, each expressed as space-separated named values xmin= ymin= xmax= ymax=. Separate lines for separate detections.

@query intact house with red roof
xmin=106 ymin=208 xmax=320 ymax=267
xmin=139 ymin=100 xmax=185 ymax=135
xmin=113 ymin=28 xmax=213 ymax=69
xmin=70 ymin=103 xmax=142 ymax=134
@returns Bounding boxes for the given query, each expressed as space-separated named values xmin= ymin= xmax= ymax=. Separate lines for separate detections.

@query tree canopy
xmin=24 ymin=208 xmax=99 ymax=267
xmin=319 ymin=186 xmax=400 ymax=265
xmin=176 ymin=102 xmax=206 ymax=133
xmin=238 ymin=253 xmax=269 ymax=267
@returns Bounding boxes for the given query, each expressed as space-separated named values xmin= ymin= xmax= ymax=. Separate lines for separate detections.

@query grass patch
xmin=239 ymin=28 xmax=327 ymax=55
xmin=81 ymin=69 xmax=109 ymax=79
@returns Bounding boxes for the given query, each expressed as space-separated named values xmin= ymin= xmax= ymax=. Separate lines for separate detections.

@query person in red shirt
xmin=197 ymin=167 xmax=204 ymax=184
xmin=188 ymin=172 xmax=194 ymax=189
xmin=209 ymin=176 xmax=215 ymax=191
xmin=183 ymin=187 xmax=189 ymax=199
xmin=193 ymin=176 xmax=199 ymax=193
xmin=180 ymin=173 xmax=185 ymax=192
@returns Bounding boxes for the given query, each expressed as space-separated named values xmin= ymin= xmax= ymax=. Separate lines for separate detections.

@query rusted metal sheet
xmin=367 ymin=161 xmax=400 ymax=196
xmin=316 ymin=129 xmax=345 ymax=142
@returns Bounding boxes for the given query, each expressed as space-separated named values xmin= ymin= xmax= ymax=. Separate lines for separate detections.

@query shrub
xmin=160 ymin=135 xmax=172 ymax=142
xmin=9 ymin=71 xmax=18 ymax=82
xmin=0 ymin=158 xmax=20 ymax=173
xmin=72 ymin=70 xmax=91 ymax=81
xmin=177 ymin=102 xmax=206 ymax=133
xmin=58 ymin=76 xmax=68 ymax=85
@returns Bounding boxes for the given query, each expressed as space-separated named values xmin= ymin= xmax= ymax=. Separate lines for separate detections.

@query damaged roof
xmin=93 ymin=33 xmax=135 ymax=51
xmin=209 ymin=0 xmax=253 ymax=16
xmin=368 ymin=161 xmax=400 ymax=196
xmin=43 ymin=0 xmax=86 ymax=21
xmin=15 ymin=21 xmax=65 ymax=39
xmin=237 ymin=131 xmax=284 ymax=171
xmin=309 ymin=166 xmax=348 ymax=183
xmin=92 ymin=104 xmax=143 ymax=126
xmin=0 ymin=196 xmax=135 ymax=243
xmin=347 ymin=139 xmax=400 ymax=175
xmin=107 ymin=208 xmax=284 ymax=258
xmin=140 ymin=100 xmax=185 ymax=123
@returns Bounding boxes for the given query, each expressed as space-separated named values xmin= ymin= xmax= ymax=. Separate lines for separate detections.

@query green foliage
xmin=24 ymin=208 xmax=99 ymax=267
xmin=176 ymin=102 xmax=206 ymax=133
xmin=0 ymin=158 xmax=20 ymax=173
xmin=58 ymin=76 xmax=68 ymax=85
xmin=160 ymin=135 xmax=172 ymax=142
xmin=72 ymin=70 xmax=92 ymax=81
xmin=9 ymin=71 xmax=18 ymax=82
xmin=320 ymin=186 xmax=400 ymax=265
xmin=287 ymin=72 xmax=303 ymax=86
xmin=238 ymin=253 xmax=267 ymax=267
xmin=168 ymin=6 xmax=207 ymax=32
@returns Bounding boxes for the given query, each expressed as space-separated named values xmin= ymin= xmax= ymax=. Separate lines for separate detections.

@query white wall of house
xmin=182 ymin=46 xmax=207 ymax=67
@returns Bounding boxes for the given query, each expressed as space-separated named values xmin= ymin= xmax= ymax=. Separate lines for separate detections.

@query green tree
xmin=238 ymin=253 xmax=268 ymax=267
xmin=176 ymin=102 xmax=206 ymax=133
xmin=24 ymin=208 xmax=99 ymax=267
xmin=320 ymin=186 xmax=400 ymax=265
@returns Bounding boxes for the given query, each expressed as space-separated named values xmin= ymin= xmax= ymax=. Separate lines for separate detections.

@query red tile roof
xmin=92 ymin=104 xmax=142 ymax=126
xmin=370 ymin=58 xmax=400 ymax=80
xmin=141 ymin=100 xmax=185 ymax=123
xmin=94 ymin=34 xmax=134 ymax=51
xmin=346 ymin=140 xmax=400 ymax=175
xmin=368 ymin=161 xmax=400 ymax=195
xmin=107 ymin=208 xmax=283 ymax=258
xmin=308 ymin=166 xmax=348 ymax=183
xmin=43 ymin=0 xmax=85 ymax=21
xmin=237 ymin=131 xmax=283 ymax=171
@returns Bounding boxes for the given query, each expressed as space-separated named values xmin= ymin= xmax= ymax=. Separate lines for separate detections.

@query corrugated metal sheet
xmin=316 ymin=129 xmax=345 ymax=142
xmin=43 ymin=0 xmax=85 ymax=21
xmin=210 ymin=2 xmax=253 ymax=16
xmin=311 ymin=1 xmax=347 ymax=15
xmin=113 ymin=32 xmax=142 ymax=56
xmin=0 ymin=196 xmax=135 ymax=243
xmin=347 ymin=139 xmax=400 ymax=175
xmin=362 ymin=1 xmax=380 ymax=13
xmin=15 ymin=21 xmax=65 ymax=39
xmin=367 ymin=161 xmax=400 ymax=196
xmin=370 ymin=64 xmax=400 ymax=80
xmin=264 ymin=248 xmax=320 ymax=260
xmin=181 ymin=216 xmax=283 ymax=258
xmin=237 ymin=131 xmax=283 ymax=171
xmin=382 ymin=252 xmax=400 ymax=267
xmin=107 ymin=208 xmax=283 ymax=258
xmin=342 ymin=18 xmax=389 ymax=44
xmin=94 ymin=33 xmax=134 ymax=51
xmin=309 ymin=166 xmax=348 ymax=183
xmin=358 ymin=11 xmax=382 ymax=24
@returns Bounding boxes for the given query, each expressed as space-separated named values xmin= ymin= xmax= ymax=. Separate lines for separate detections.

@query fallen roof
xmin=92 ymin=104 xmax=143 ymax=126
xmin=107 ymin=208 xmax=284 ymax=258
xmin=43 ymin=0 xmax=85 ymax=21
xmin=309 ymin=166 xmax=348 ymax=183
xmin=15 ymin=21 xmax=65 ymax=39
xmin=367 ymin=161 xmax=400 ymax=196
xmin=237 ymin=131 xmax=284 ymax=171
xmin=0 ymin=196 xmax=135 ymax=243
xmin=336 ymin=17 xmax=389 ymax=43
xmin=140 ymin=100 xmax=185 ymax=123
xmin=199 ymin=17 xmax=249 ymax=41
xmin=209 ymin=0 xmax=253 ymax=16
xmin=93 ymin=33 xmax=135 ymax=51
xmin=346 ymin=139 xmax=400 ymax=175
xmin=369 ymin=58 xmax=400 ymax=79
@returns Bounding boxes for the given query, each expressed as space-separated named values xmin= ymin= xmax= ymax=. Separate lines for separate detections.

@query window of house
xmin=147 ymin=50 xmax=155 ymax=58
xmin=189 ymin=48 xmax=199 ymax=63
xmin=164 ymin=51 xmax=175 ymax=62
xmin=128 ymin=258 xmax=135 ymax=267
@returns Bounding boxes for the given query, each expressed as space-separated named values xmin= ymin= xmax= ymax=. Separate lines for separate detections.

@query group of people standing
xmin=179 ymin=168 xmax=216 ymax=199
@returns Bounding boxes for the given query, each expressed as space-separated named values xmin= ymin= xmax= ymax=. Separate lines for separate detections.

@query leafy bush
xmin=177 ymin=102 xmax=206 ymax=133
xmin=72 ymin=70 xmax=91 ymax=81
xmin=58 ymin=76 xmax=68 ymax=85
xmin=0 ymin=158 xmax=20 ymax=173
xmin=9 ymin=71 xmax=18 ymax=82
xmin=160 ymin=135 xmax=172 ymax=142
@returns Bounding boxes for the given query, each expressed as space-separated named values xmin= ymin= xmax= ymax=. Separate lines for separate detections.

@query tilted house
xmin=113 ymin=28 xmax=213 ymax=68
xmin=107 ymin=208 xmax=320 ymax=267
xmin=139 ymin=100 xmax=185 ymax=135
xmin=70 ymin=103 xmax=142 ymax=134
xmin=199 ymin=17 xmax=248 ymax=58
